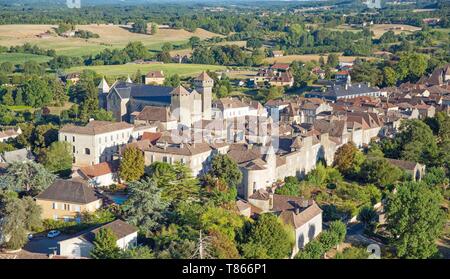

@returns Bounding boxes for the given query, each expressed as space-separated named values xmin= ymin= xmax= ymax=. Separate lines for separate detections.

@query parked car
xmin=47 ymin=230 xmax=61 ymax=238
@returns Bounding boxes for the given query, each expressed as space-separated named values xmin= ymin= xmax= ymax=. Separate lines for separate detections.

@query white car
xmin=47 ymin=230 xmax=61 ymax=238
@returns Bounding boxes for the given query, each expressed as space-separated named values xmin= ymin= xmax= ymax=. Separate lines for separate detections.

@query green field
xmin=0 ymin=53 xmax=52 ymax=64
xmin=65 ymin=63 xmax=227 ymax=78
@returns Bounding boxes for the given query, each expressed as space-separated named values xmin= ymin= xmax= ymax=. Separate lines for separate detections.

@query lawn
xmin=0 ymin=24 xmax=222 ymax=57
xmin=65 ymin=63 xmax=227 ymax=78
xmin=0 ymin=52 xmax=52 ymax=64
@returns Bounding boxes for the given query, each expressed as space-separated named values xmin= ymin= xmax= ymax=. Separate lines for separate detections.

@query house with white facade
xmin=57 ymin=220 xmax=138 ymax=258
xmin=59 ymin=120 xmax=135 ymax=167
xmin=240 ymin=189 xmax=323 ymax=256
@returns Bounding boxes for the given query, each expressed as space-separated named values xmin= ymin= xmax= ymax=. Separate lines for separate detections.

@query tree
xmin=0 ymin=62 xmax=14 ymax=73
xmin=147 ymin=162 xmax=200 ymax=206
xmin=396 ymin=53 xmax=428 ymax=82
xmin=328 ymin=220 xmax=346 ymax=245
xmin=131 ymin=20 xmax=147 ymax=34
xmin=119 ymin=146 xmax=145 ymax=182
xmin=122 ymin=178 xmax=168 ymax=234
xmin=200 ymin=206 xmax=244 ymax=241
xmin=209 ymin=229 xmax=240 ymax=259
xmin=357 ymin=206 xmax=378 ymax=232
xmin=383 ymin=66 xmax=397 ymax=87
xmin=121 ymin=245 xmax=154 ymax=259
xmin=21 ymin=76 xmax=53 ymax=107
xmin=188 ymin=36 xmax=201 ymax=48
xmin=1 ymin=88 xmax=14 ymax=106
xmin=397 ymin=120 xmax=438 ymax=165
xmin=41 ymin=141 xmax=73 ymax=177
xmin=360 ymin=158 xmax=403 ymax=187
xmin=161 ymin=42 xmax=173 ymax=52
xmin=275 ymin=176 xmax=300 ymax=196
xmin=245 ymin=214 xmax=293 ymax=259
xmin=326 ymin=53 xmax=339 ymax=68
xmin=386 ymin=181 xmax=445 ymax=259
xmin=208 ymin=154 xmax=242 ymax=189
xmin=90 ymin=227 xmax=121 ymax=259
xmin=48 ymin=78 xmax=68 ymax=106
xmin=1 ymin=161 xmax=55 ymax=196
xmin=333 ymin=142 xmax=365 ymax=178
xmin=0 ymin=191 xmax=42 ymax=250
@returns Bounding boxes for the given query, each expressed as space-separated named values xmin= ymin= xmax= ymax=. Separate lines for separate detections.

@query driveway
xmin=23 ymin=233 xmax=73 ymax=255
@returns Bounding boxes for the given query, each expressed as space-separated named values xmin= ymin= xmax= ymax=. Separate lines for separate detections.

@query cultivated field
xmin=65 ymin=63 xmax=226 ymax=78
xmin=370 ymin=24 xmax=422 ymax=39
xmin=264 ymin=53 xmax=375 ymax=64
xmin=0 ymin=24 xmax=222 ymax=57
xmin=329 ymin=24 xmax=421 ymax=39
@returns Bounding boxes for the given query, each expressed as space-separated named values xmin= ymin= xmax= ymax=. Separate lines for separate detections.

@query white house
xmin=57 ymin=220 xmax=138 ymax=258
xmin=59 ymin=120 xmax=135 ymax=167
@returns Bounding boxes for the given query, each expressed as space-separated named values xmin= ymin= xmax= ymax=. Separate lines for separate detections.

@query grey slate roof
xmin=36 ymin=179 xmax=101 ymax=204
xmin=112 ymin=82 xmax=174 ymax=106
xmin=80 ymin=219 xmax=138 ymax=243
xmin=325 ymin=83 xmax=382 ymax=98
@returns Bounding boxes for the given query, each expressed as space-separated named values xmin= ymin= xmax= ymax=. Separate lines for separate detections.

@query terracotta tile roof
xmin=195 ymin=71 xmax=214 ymax=82
xmin=36 ymin=179 xmax=101 ymax=204
xmin=270 ymin=63 xmax=290 ymax=70
xmin=213 ymin=97 xmax=248 ymax=110
xmin=78 ymin=160 xmax=119 ymax=178
xmin=170 ymin=85 xmax=191 ymax=96
xmin=141 ymin=132 xmax=163 ymax=144
xmin=145 ymin=70 xmax=164 ymax=78
xmin=60 ymin=121 xmax=133 ymax=135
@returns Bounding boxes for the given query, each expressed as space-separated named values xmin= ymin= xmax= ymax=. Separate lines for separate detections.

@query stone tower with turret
xmin=193 ymin=72 xmax=213 ymax=120
xmin=170 ymin=85 xmax=193 ymax=127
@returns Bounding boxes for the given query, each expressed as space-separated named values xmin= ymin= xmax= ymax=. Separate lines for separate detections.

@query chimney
xmin=294 ymin=206 xmax=300 ymax=215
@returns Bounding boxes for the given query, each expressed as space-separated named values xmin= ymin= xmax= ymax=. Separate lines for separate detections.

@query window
xmin=64 ymin=204 xmax=70 ymax=211
xmin=85 ymin=148 xmax=91 ymax=155
xmin=163 ymin=156 xmax=168 ymax=163
xmin=64 ymin=136 xmax=67 ymax=141
xmin=52 ymin=202 xmax=58 ymax=209
xmin=72 ymin=136 xmax=75 ymax=142
xmin=73 ymin=146 xmax=75 ymax=153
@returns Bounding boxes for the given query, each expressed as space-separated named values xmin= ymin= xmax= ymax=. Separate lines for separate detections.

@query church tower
xmin=170 ymin=85 xmax=193 ymax=127
xmin=98 ymin=77 xmax=110 ymax=110
xmin=193 ymin=71 xmax=213 ymax=120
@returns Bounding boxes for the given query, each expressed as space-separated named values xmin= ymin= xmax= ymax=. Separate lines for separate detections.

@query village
xmin=0 ymin=58 xmax=448 ymax=259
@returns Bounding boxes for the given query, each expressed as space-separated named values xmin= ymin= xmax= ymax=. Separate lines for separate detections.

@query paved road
xmin=23 ymin=234 xmax=72 ymax=255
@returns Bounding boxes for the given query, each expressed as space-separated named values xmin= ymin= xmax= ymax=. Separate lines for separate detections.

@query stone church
xmin=98 ymin=72 xmax=213 ymax=127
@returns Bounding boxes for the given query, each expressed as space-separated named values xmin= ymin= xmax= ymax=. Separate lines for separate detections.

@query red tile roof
xmin=79 ymin=161 xmax=120 ymax=178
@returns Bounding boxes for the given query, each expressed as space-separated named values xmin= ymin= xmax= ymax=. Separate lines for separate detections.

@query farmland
xmin=65 ymin=63 xmax=226 ymax=78
xmin=0 ymin=24 xmax=221 ymax=57
xmin=327 ymin=24 xmax=422 ymax=39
